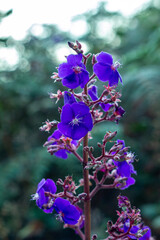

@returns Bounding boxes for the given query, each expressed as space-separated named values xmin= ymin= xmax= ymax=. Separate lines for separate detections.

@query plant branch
xmin=83 ymin=84 xmax=91 ymax=240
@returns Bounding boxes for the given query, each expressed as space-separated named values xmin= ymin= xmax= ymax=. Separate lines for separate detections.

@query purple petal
xmin=53 ymin=197 xmax=70 ymax=213
xmin=117 ymin=139 xmax=125 ymax=147
xmin=72 ymin=102 xmax=90 ymax=117
xmin=60 ymin=104 xmax=74 ymax=124
xmin=117 ymin=161 xmax=131 ymax=178
xmin=55 ymin=149 xmax=68 ymax=159
xmin=37 ymin=178 xmax=46 ymax=192
xmin=37 ymin=188 xmax=54 ymax=213
xmin=78 ymin=69 xmax=89 ymax=88
xmin=43 ymin=179 xmax=57 ymax=194
xmin=71 ymin=140 xmax=78 ymax=146
xmin=93 ymin=63 xmax=113 ymax=82
xmin=88 ymin=86 xmax=98 ymax=101
xmin=71 ymin=124 xmax=88 ymax=140
xmin=48 ymin=129 xmax=62 ymax=141
xmin=37 ymin=188 xmax=47 ymax=207
xmin=58 ymin=122 xmax=73 ymax=138
xmin=62 ymin=204 xmax=80 ymax=225
xmin=81 ymin=113 xmax=93 ymax=131
xmin=108 ymin=70 xmax=119 ymax=86
xmin=121 ymin=177 xmax=135 ymax=190
xmin=67 ymin=54 xmax=83 ymax=66
xmin=100 ymin=103 xmax=113 ymax=112
xmin=58 ymin=63 xmax=73 ymax=78
xmin=62 ymin=72 xmax=80 ymax=89
xmin=140 ymin=227 xmax=151 ymax=240
xmin=64 ymin=91 xmax=76 ymax=105
xmin=96 ymin=52 xmax=113 ymax=65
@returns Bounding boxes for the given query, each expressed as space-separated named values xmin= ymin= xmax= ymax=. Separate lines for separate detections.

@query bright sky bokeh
xmin=0 ymin=0 xmax=151 ymax=40
xmin=0 ymin=0 xmax=152 ymax=68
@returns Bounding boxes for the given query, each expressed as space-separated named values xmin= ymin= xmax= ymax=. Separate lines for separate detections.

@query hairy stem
xmin=83 ymin=84 xmax=91 ymax=240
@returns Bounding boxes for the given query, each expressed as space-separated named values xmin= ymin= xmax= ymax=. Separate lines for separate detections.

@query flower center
xmin=72 ymin=66 xmax=82 ymax=74
xmin=111 ymin=61 xmax=121 ymax=71
xmin=70 ymin=116 xmax=82 ymax=126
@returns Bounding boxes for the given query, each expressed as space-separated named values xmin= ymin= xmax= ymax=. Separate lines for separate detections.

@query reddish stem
xmin=83 ymin=84 xmax=91 ymax=240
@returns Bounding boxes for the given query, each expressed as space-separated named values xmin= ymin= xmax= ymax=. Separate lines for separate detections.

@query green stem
xmin=83 ymin=84 xmax=91 ymax=240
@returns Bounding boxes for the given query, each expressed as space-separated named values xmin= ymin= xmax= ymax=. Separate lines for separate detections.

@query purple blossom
xmin=114 ymin=105 xmax=125 ymax=118
xmin=58 ymin=54 xmax=89 ymax=89
xmin=64 ymin=91 xmax=77 ymax=105
xmin=31 ymin=178 xmax=57 ymax=213
xmin=124 ymin=219 xmax=151 ymax=239
xmin=53 ymin=197 xmax=80 ymax=225
xmin=140 ymin=226 xmax=151 ymax=240
xmin=58 ymin=102 xmax=93 ymax=140
xmin=47 ymin=129 xmax=77 ymax=159
xmin=88 ymin=85 xmax=113 ymax=111
xmin=113 ymin=140 xmax=136 ymax=189
xmin=93 ymin=52 xmax=122 ymax=86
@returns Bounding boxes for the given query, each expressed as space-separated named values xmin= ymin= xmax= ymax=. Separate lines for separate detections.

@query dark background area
xmin=0 ymin=1 xmax=160 ymax=239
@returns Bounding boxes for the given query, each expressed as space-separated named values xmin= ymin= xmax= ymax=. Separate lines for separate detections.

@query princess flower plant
xmin=31 ymin=41 xmax=153 ymax=240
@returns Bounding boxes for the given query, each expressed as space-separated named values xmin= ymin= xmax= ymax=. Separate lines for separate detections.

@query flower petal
xmin=55 ymin=149 xmax=68 ymax=159
xmin=81 ymin=113 xmax=93 ymax=131
xmin=117 ymin=161 xmax=131 ymax=178
xmin=53 ymin=197 xmax=70 ymax=213
xmin=67 ymin=54 xmax=83 ymax=66
xmin=58 ymin=63 xmax=73 ymax=78
xmin=61 ymin=104 xmax=74 ymax=124
xmin=37 ymin=178 xmax=46 ymax=192
xmin=88 ymin=86 xmax=98 ymax=101
xmin=71 ymin=124 xmax=88 ymax=140
xmin=63 ymin=204 xmax=80 ymax=225
xmin=100 ymin=103 xmax=113 ymax=112
xmin=64 ymin=91 xmax=76 ymax=105
xmin=108 ymin=70 xmax=120 ymax=86
xmin=62 ymin=72 xmax=80 ymax=89
xmin=58 ymin=122 xmax=72 ymax=138
xmin=72 ymin=102 xmax=90 ymax=117
xmin=96 ymin=51 xmax=113 ymax=65
xmin=43 ymin=179 xmax=57 ymax=194
xmin=93 ymin=63 xmax=112 ymax=82
xmin=121 ymin=177 xmax=135 ymax=190
xmin=78 ymin=69 xmax=89 ymax=88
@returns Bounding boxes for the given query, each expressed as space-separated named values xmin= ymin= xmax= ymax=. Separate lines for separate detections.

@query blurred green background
xmin=0 ymin=1 xmax=160 ymax=239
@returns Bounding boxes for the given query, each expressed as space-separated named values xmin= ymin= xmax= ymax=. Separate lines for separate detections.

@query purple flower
xmin=47 ymin=129 xmax=77 ymax=159
xmin=124 ymin=220 xmax=151 ymax=239
xmin=140 ymin=226 xmax=151 ymax=240
xmin=88 ymin=85 xmax=113 ymax=111
xmin=58 ymin=102 xmax=93 ymax=140
xmin=58 ymin=54 xmax=89 ymax=89
xmin=53 ymin=197 xmax=80 ymax=225
xmin=64 ymin=91 xmax=77 ymax=105
xmin=31 ymin=178 xmax=57 ymax=213
xmin=114 ymin=105 xmax=125 ymax=118
xmin=93 ymin=52 xmax=122 ymax=86
xmin=113 ymin=140 xmax=136 ymax=189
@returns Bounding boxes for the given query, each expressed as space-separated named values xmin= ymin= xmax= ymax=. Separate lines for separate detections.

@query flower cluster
xmin=32 ymin=41 xmax=153 ymax=240
xmin=31 ymin=178 xmax=80 ymax=225
xmin=106 ymin=195 xmax=151 ymax=240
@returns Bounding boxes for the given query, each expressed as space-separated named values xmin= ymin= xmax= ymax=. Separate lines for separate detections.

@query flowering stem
xmin=83 ymin=85 xmax=91 ymax=240
xmin=74 ymin=227 xmax=85 ymax=240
